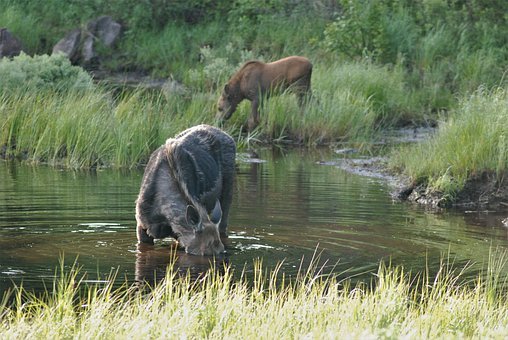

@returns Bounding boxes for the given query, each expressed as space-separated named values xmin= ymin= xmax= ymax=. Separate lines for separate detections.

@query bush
xmin=0 ymin=53 xmax=94 ymax=93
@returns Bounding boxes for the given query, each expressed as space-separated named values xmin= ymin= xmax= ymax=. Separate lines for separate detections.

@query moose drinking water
xmin=217 ymin=56 xmax=313 ymax=131
xmin=135 ymin=125 xmax=236 ymax=256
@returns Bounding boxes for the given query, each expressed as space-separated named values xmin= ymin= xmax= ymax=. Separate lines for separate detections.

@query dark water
xmin=1 ymin=148 xmax=507 ymax=292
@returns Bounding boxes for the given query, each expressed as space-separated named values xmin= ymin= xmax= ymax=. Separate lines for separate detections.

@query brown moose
xmin=217 ymin=56 xmax=313 ymax=131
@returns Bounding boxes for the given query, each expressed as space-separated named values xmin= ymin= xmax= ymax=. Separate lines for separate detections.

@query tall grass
xmin=1 ymin=253 xmax=508 ymax=338
xmin=0 ymin=87 xmax=221 ymax=168
xmin=1 ymin=57 xmax=431 ymax=168
xmin=118 ymin=22 xmax=225 ymax=78
xmin=390 ymin=87 xmax=508 ymax=196
xmin=253 ymin=61 xmax=424 ymax=145
xmin=0 ymin=7 xmax=44 ymax=53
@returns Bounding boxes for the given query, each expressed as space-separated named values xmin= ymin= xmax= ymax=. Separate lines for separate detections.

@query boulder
xmin=82 ymin=16 xmax=122 ymax=64
xmin=94 ymin=16 xmax=122 ymax=47
xmin=52 ymin=16 xmax=122 ymax=67
xmin=0 ymin=28 xmax=24 ymax=58
xmin=81 ymin=32 xmax=96 ymax=64
xmin=52 ymin=28 xmax=81 ymax=61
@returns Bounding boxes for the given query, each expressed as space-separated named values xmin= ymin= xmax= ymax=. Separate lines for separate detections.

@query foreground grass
xmin=390 ymin=87 xmax=508 ymax=200
xmin=1 ymin=253 xmax=508 ymax=338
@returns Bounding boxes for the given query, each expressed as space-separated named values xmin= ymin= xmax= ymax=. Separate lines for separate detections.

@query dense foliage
xmin=2 ymin=0 xmax=506 ymax=95
xmin=0 ymin=53 xmax=93 ymax=93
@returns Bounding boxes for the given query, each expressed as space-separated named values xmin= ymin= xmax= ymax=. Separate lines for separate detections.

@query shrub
xmin=0 ymin=53 xmax=94 ymax=93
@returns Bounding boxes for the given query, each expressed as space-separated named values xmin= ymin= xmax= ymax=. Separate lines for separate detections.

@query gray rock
xmin=94 ymin=16 xmax=122 ymax=47
xmin=52 ymin=28 xmax=81 ymax=61
xmin=52 ymin=16 xmax=122 ymax=66
xmin=0 ymin=28 xmax=24 ymax=58
xmin=81 ymin=33 xmax=96 ymax=64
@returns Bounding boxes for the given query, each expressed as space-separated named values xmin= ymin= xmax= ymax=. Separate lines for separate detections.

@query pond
xmin=1 ymin=147 xmax=507 ymax=292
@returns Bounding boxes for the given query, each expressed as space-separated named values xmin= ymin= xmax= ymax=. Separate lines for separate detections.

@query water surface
xmin=1 ymin=148 xmax=507 ymax=292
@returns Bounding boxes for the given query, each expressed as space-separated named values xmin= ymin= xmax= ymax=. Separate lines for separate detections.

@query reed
xmin=1 ymin=251 xmax=508 ymax=338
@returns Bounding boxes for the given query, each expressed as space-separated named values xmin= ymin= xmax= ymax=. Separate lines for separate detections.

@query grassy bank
xmin=1 ymin=254 xmax=508 ymax=338
xmin=0 ymin=87 xmax=219 ymax=168
xmin=390 ymin=87 xmax=508 ymax=205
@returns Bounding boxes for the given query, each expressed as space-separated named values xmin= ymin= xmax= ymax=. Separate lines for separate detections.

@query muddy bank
xmin=318 ymin=127 xmax=507 ymax=212
xmin=90 ymin=70 xmax=187 ymax=95
xmin=326 ymin=154 xmax=508 ymax=211
xmin=399 ymin=172 xmax=508 ymax=210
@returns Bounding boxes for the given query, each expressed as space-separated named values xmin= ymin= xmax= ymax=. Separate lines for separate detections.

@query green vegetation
xmin=0 ymin=54 xmax=425 ymax=166
xmin=0 ymin=1 xmax=507 ymax=331
xmin=0 ymin=0 xmax=507 ymax=201
xmin=0 ymin=53 xmax=93 ymax=93
xmin=1 ymin=253 xmax=508 ymax=338
xmin=0 ymin=83 xmax=216 ymax=168
xmin=390 ymin=87 xmax=508 ymax=200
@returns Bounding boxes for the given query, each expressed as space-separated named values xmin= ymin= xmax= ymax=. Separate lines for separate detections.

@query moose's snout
xmin=182 ymin=224 xmax=225 ymax=256
xmin=189 ymin=238 xmax=224 ymax=256
xmin=213 ymin=239 xmax=225 ymax=253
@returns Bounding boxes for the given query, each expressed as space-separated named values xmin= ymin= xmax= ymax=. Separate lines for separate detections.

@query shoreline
xmin=2 ymin=124 xmax=506 ymax=212
xmin=329 ymin=155 xmax=508 ymax=211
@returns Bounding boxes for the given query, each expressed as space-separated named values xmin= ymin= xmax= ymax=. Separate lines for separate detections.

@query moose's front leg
xmin=137 ymin=224 xmax=154 ymax=244
xmin=248 ymin=98 xmax=260 ymax=131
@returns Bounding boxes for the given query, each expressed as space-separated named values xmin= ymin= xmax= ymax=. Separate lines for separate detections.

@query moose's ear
xmin=186 ymin=205 xmax=201 ymax=227
xmin=224 ymin=84 xmax=229 ymax=94
xmin=209 ymin=200 xmax=222 ymax=224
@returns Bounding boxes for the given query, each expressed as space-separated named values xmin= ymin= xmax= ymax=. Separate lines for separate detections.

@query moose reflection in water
xmin=135 ymin=125 xmax=236 ymax=256
xmin=217 ymin=56 xmax=313 ymax=131
xmin=135 ymin=242 xmax=230 ymax=284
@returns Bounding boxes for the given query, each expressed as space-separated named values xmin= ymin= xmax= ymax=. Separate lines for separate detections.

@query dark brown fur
xmin=135 ymin=125 xmax=236 ymax=256
xmin=217 ymin=56 xmax=312 ymax=131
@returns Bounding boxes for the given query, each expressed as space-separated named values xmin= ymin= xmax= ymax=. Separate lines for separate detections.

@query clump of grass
xmin=390 ymin=87 xmax=508 ymax=198
xmin=1 ymin=252 xmax=508 ymax=338
xmin=1 ymin=89 xmax=115 ymax=168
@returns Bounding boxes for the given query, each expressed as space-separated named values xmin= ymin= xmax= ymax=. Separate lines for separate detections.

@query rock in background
xmin=52 ymin=16 xmax=122 ymax=69
xmin=52 ymin=29 xmax=82 ymax=62
xmin=4 ymin=17 xmax=180 ymax=92
xmin=0 ymin=28 xmax=24 ymax=58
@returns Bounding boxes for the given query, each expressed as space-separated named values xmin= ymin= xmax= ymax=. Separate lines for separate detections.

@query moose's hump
xmin=165 ymin=128 xmax=223 ymax=213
